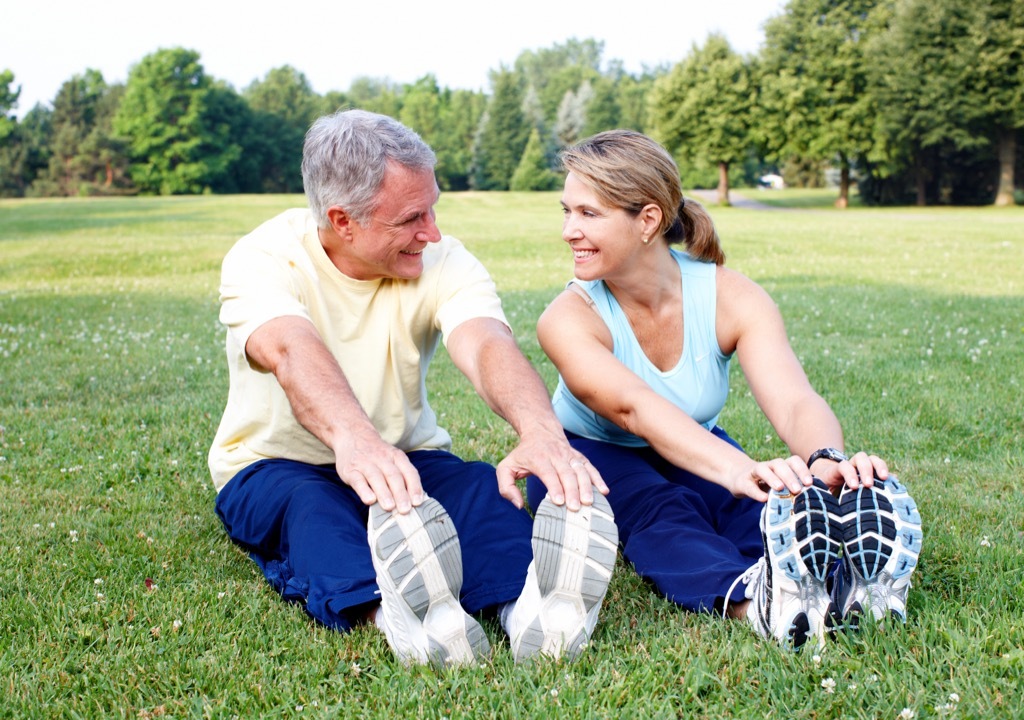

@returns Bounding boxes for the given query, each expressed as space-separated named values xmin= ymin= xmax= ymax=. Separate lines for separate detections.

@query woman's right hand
xmin=727 ymin=455 xmax=814 ymax=503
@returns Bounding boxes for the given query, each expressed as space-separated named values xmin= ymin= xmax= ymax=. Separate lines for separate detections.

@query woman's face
xmin=560 ymin=172 xmax=646 ymax=281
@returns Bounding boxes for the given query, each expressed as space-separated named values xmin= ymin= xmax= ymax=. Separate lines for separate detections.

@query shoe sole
xmin=763 ymin=480 xmax=843 ymax=648
xmin=514 ymin=493 xmax=618 ymax=661
xmin=369 ymin=498 xmax=490 ymax=667
xmin=838 ymin=476 xmax=922 ymax=623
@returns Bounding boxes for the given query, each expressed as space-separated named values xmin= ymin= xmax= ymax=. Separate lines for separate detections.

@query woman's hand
xmin=727 ymin=455 xmax=814 ymax=502
xmin=812 ymin=451 xmax=889 ymax=492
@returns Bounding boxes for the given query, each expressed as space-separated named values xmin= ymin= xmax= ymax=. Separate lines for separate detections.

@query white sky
xmin=3 ymin=0 xmax=786 ymax=118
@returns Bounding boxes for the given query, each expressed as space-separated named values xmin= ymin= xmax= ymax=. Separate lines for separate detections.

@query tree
xmin=650 ymin=34 xmax=757 ymax=205
xmin=32 ymin=70 xmax=113 ymax=196
xmin=0 ymin=104 xmax=51 ymax=197
xmin=244 ymin=66 xmax=321 ymax=192
xmin=471 ymin=69 xmax=529 ymax=190
xmin=553 ymin=82 xmax=593 ymax=149
xmin=510 ymin=128 xmax=561 ymax=191
xmin=869 ymin=0 xmax=1023 ymax=206
xmin=760 ymin=0 xmax=886 ymax=207
xmin=434 ymin=89 xmax=486 ymax=191
xmin=0 ymin=69 xmax=19 ymax=142
xmin=113 ymin=47 xmax=240 ymax=194
xmin=514 ymin=39 xmax=604 ymax=120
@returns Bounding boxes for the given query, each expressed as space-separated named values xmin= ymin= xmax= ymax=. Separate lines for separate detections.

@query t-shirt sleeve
xmin=218 ymin=240 xmax=312 ymax=355
xmin=433 ymin=239 xmax=509 ymax=344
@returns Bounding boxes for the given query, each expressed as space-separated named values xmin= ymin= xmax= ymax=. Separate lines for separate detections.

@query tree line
xmin=1 ymin=0 xmax=1021 ymax=206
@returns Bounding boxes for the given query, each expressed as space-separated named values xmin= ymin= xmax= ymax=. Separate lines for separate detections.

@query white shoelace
xmin=722 ymin=557 xmax=765 ymax=620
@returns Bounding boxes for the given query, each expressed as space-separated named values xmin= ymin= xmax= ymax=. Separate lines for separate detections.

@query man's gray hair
xmin=301 ymin=109 xmax=437 ymax=228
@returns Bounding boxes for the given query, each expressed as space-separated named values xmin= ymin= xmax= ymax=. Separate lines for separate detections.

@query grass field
xmin=1 ymin=191 xmax=1022 ymax=719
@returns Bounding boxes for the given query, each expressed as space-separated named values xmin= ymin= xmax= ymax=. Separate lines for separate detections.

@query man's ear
xmin=326 ymin=206 xmax=355 ymax=239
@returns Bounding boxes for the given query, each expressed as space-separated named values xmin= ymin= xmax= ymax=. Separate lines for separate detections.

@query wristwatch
xmin=807 ymin=447 xmax=848 ymax=466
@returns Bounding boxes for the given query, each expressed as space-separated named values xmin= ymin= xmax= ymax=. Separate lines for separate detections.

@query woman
xmin=530 ymin=130 xmax=923 ymax=650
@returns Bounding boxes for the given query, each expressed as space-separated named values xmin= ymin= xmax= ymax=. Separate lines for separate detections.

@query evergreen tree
xmin=32 ymin=70 xmax=109 ymax=196
xmin=434 ymin=89 xmax=486 ymax=191
xmin=0 ymin=69 xmax=18 ymax=142
xmin=471 ymin=70 xmax=529 ymax=190
xmin=0 ymin=104 xmax=51 ymax=197
xmin=510 ymin=128 xmax=560 ymax=191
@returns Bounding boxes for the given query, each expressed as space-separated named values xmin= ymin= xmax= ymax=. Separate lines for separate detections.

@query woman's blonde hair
xmin=560 ymin=130 xmax=725 ymax=265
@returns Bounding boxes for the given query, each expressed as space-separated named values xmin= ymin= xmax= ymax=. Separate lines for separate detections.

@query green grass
xmin=2 ymin=193 xmax=1023 ymax=719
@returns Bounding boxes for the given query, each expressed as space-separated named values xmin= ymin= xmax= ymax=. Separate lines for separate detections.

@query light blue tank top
xmin=552 ymin=249 xmax=731 ymax=447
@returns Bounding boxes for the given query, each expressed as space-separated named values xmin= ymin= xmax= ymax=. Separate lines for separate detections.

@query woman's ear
xmin=639 ymin=203 xmax=663 ymax=240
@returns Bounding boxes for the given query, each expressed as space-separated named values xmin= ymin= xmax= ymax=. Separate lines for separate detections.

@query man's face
xmin=335 ymin=163 xmax=442 ymax=281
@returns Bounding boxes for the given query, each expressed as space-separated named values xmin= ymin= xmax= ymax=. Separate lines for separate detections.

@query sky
xmin=3 ymin=0 xmax=787 ymax=118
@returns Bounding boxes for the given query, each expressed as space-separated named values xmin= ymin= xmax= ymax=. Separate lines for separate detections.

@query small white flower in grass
xmin=550 ymin=689 xmax=559 ymax=698
xmin=172 ymin=619 xmax=182 ymax=631
xmin=296 ymin=705 xmax=303 ymax=712
xmin=94 ymin=578 xmax=103 ymax=585
xmin=949 ymin=693 xmax=960 ymax=703
xmin=69 ymin=530 xmax=79 ymax=543
xmin=217 ymin=592 xmax=227 ymax=599
xmin=96 ymin=593 xmax=104 ymax=599
xmin=821 ymin=678 xmax=836 ymax=694
xmin=980 ymin=536 xmax=991 ymax=547
xmin=812 ymin=654 xmax=822 ymax=666
xmin=350 ymin=662 xmax=361 ymax=676
xmin=899 ymin=709 xmax=916 ymax=720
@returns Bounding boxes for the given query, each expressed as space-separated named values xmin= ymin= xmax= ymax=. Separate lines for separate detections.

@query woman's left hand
xmin=812 ymin=451 xmax=889 ymax=491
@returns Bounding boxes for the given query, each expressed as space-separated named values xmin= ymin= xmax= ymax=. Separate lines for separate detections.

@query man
xmin=208 ymin=109 xmax=618 ymax=667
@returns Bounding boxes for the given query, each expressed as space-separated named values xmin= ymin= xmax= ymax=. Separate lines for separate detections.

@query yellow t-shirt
xmin=207 ymin=208 xmax=508 ymax=491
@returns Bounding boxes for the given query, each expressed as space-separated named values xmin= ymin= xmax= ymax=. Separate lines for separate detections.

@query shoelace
xmin=722 ymin=557 xmax=765 ymax=620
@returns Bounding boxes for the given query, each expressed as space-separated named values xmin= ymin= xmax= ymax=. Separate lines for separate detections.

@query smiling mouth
xmin=573 ymin=248 xmax=597 ymax=260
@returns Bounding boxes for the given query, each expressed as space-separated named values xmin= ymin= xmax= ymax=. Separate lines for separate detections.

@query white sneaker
xmin=834 ymin=475 xmax=923 ymax=624
xmin=738 ymin=479 xmax=844 ymax=650
xmin=504 ymin=493 xmax=618 ymax=662
xmin=368 ymin=496 xmax=490 ymax=667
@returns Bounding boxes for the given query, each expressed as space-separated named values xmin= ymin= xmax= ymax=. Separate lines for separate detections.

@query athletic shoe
xmin=368 ymin=496 xmax=490 ymax=667
xmin=504 ymin=492 xmax=618 ymax=662
xmin=741 ymin=479 xmax=844 ymax=649
xmin=834 ymin=475 xmax=923 ymax=625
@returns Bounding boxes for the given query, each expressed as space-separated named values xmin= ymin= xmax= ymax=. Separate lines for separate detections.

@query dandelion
xmin=821 ymin=678 xmax=836 ymax=694
xmin=899 ymin=709 xmax=916 ymax=720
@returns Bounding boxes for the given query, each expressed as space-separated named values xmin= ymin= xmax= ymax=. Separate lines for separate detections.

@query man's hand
xmin=334 ymin=425 xmax=424 ymax=514
xmin=495 ymin=426 xmax=608 ymax=511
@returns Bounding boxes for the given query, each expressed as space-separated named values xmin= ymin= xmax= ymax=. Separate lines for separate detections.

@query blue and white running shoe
xmin=834 ymin=475 xmax=923 ymax=625
xmin=742 ymin=478 xmax=844 ymax=650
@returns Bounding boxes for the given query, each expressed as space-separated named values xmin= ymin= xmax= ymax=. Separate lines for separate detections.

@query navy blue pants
xmin=527 ymin=428 xmax=763 ymax=613
xmin=215 ymin=450 xmax=534 ymax=632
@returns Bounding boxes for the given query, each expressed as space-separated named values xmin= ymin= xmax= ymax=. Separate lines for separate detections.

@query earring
xmin=642 ymin=235 xmax=650 ymax=245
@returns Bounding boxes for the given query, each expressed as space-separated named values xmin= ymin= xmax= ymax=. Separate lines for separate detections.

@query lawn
xmin=1 ymin=193 xmax=1022 ymax=719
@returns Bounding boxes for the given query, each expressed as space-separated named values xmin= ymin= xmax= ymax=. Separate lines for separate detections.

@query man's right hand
xmin=334 ymin=426 xmax=424 ymax=514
